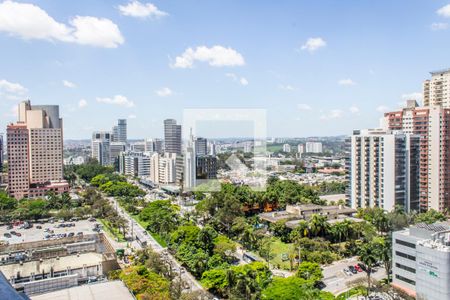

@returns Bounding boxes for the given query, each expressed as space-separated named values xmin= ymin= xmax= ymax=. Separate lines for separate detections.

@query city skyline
xmin=2 ymin=1 xmax=450 ymax=139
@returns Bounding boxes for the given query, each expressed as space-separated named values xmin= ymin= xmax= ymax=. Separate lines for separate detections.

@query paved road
xmin=322 ymin=257 xmax=386 ymax=295
xmin=107 ymin=196 xmax=206 ymax=294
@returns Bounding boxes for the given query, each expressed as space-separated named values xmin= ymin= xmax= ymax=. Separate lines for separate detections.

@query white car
xmin=343 ymin=268 xmax=353 ymax=276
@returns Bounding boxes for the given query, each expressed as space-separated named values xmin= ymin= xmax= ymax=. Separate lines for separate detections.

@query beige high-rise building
xmin=423 ymin=68 xmax=450 ymax=107
xmin=7 ymin=101 xmax=68 ymax=199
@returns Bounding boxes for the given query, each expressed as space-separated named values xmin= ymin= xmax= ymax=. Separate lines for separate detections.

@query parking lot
xmin=322 ymin=257 xmax=386 ymax=295
xmin=0 ymin=219 xmax=101 ymax=245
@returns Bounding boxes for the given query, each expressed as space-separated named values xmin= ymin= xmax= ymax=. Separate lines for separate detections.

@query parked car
xmin=36 ymin=225 xmax=42 ymax=229
xmin=343 ymin=268 xmax=353 ymax=276
xmin=314 ymin=281 xmax=326 ymax=290
xmin=348 ymin=265 xmax=357 ymax=274
xmin=6 ymin=225 xmax=13 ymax=230
xmin=3 ymin=233 xmax=11 ymax=238
xmin=15 ymin=232 xmax=22 ymax=237
xmin=358 ymin=263 xmax=367 ymax=272
xmin=354 ymin=265 xmax=362 ymax=272
xmin=68 ymin=232 xmax=75 ymax=237
xmin=77 ymin=232 xmax=83 ymax=236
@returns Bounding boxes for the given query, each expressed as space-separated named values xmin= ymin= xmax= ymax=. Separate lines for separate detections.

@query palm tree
xmin=309 ymin=214 xmax=328 ymax=237
xmin=359 ymin=242 xmax=380 ymax=297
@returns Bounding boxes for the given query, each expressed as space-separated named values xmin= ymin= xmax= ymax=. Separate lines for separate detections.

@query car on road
xmin=68 ymin=232 xmax=75 ymax=237
xmin=348 ymin=265 xmax=357 ymax=274
xmin=314 ymin=281 xmax=326 ymax=290
xmin=36 ymin=225 xmax=42 ymax=229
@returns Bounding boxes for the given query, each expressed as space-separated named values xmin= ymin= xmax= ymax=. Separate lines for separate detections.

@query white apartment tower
xmin=348 ymin=129 xmax=420 ymax=212
xmin=91 ymin=131 xmax=112 ymax=166
xmin=423 ymin=68 xmax=450 ymax=107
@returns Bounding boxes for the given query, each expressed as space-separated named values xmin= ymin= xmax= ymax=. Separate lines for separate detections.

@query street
xmin=107 ymin=196 xmax=206 ymax=294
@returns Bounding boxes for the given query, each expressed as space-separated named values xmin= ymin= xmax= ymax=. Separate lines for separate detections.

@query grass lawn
xmin=266 ymin=144 xmax=283 ymax=153
xmin=130 ymin=214 xmax=168 ymax=247
xmin=268 ymin=238 xmax=295 ymax=270
xmin=99 ymin=218 xmax=126 ymax=242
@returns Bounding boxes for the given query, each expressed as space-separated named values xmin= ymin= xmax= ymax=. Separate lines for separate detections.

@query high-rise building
xmin=145 ymin=138 xmax=163 ymax=153
xmin=164 ymin=119 xmax=181 ymax=154
xmin=381 ymin=101 xmax=450 ymax=212
xmin=110 ymin=142 xmax=126 ymax=168
xmin=130 ymin=141 xmax=146 ymax=152
xmin=91 ymin=131 xmax=112 ymax=166
xmin=7 ymin=101 xmax=68 ymax=199
xmin=347 ymin=129 xmax=420 ymax=212
xmin=196 ymin=155 xmax=218 ymax=180
xmin=282 ymin=144 xmax=291 ymax=153
xmin=305 ymin=142 xmax=323 ymax=153
xmin=112 ymin=119 xmax=127 ymax=143
xmin=159 ymin=153 xmax=177 ymax=184
xmin=119 ymin=151 xmax=151 ymax=177
xmin=423 ymin=68 xmax=450 ymax=107
xmin=0 ymin=133 xmax=3 ymax=172
xmin=195 ymin=137 xmax=208 ymax=156
xmin=184 ymin=131 xmax=196 ymax=190
xmin=209 ymin=141 xmax=216 ymax=156
xmin=297 ymin=144 xmax=304 ymax=155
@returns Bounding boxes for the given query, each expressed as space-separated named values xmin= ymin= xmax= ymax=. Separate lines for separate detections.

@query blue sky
xmin=1 ymin=0 xmax=450 ymax=139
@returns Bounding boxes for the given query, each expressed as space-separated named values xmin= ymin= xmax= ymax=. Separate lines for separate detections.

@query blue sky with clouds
xmin=1 ymin=0 xmax=450 ymax=139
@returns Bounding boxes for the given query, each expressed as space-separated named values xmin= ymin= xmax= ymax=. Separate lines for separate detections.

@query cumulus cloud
xmin=155 ymin=87 xmax=173 ymax=97
xmin=0 ymin=79 xmax=27 ymax=94
xmin=226 ymin=73 xmax=248 ymax=86
xmin=96 ymin=95 xmax=134 ymax=107
xmin=437 ymin=4 xmax=450 ymax=17
xmin=0 ymin=1 xmax=124 ymax=48
xmin=376 ymin=105 xmax=390 ymax=113
xmin=172 ymin=45 xmax=245 ymax=68
xmin=349 ymin=106 xmax=360 ymax=114
xmin=278 ymin=84 xmax=295 ymax=91
xmin=431 ymin=22 xmax=449 ymax=30
xmin=338 ymin=78 xmax=356 ymax=86
xmin=301 ymin=37 xmax=326 ymax=52
xmin=118 ymin=1 xmax=168 ymax=18
xmin=320 ymin=109 xmax=344 ymax=120
xmin=297 ymin=104 xmax=312 ymax=111
xmin=78 ymin=99 xmax=87 ymax=108
xmin=62 ymin=80 xmax=76 ymax=88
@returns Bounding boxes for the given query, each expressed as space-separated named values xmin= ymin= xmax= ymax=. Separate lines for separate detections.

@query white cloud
xmin=301 ymin=37 xmax=326 ymax=53
xmin=0 ymin=79 xmax=27 ymax=94
xmin=70 ymin=16 xmax=124 ymax=48
xmin=62 ymin=80 xmax=76 ymax=88
xmin=118 ymin=1 xmax=168 ymax=18
xmin=401 ymin=92 xmax=422 ymax=101
xmin=0 ymin=1 xmax=124 ymax=48
xmin=240 ymin=77 xmax=249 ymax=86
xmin=349 ymin=106 xmax=360 ymax=114
xmin=338 ymin=78 xmax=356 ymax=86
xmin=278 ymin=84 xmax=295 ymax=91
xmin=128 ymin=114 xmax=137 ymax=119
xmin=437 ymin=4 xmax=450 ymax=17
xmin=226 ymin=73 xmax=248 ymax=86
xmin=297 ymin=104 xmax=312 ymax=111
xmin=320 ymin=109 xmax=344 ymax=120
xmin=376 ymin=105 xmax=390 ymax=113
xmin=96 ymin=95 xmax=134 ymax=107
xmin=78 ymin=99 xmax=87 ymax=108
xmin=431 ymin=22 xmax=449 ymax=30
xmin=172 ymin=45 xmax=245 ymax=68
xmin=155 ymin=87 xmax=173 ymax=97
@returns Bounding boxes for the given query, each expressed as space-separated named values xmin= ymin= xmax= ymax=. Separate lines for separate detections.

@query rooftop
xmin=30 ymin=280 xmax=134 ymax=300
